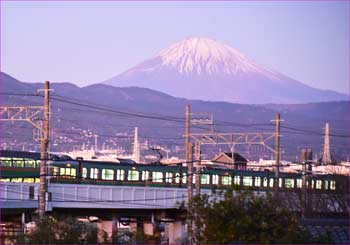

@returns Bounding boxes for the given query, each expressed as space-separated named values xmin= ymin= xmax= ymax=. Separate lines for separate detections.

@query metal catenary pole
xmin=274 ymin=112 xmax=281 ymax=194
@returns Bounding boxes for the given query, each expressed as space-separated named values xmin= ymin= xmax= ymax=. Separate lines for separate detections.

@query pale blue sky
xmin=1 ymin=1 xmax=349 ymax=94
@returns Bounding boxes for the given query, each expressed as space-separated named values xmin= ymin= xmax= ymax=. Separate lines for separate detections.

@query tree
xmin=14 ymin=215 xmax=100 ymax=244
xmin=187 ymin=187 xmax=332 ymax=244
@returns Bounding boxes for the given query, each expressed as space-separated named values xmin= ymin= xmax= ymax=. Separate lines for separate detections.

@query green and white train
xmin=0 ymin=150 xmax=348 ymax=194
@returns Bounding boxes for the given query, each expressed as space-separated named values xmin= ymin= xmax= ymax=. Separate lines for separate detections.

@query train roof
xmin=0 ymin=150 xmax=71 ymax=161
xmin=2 ymin=150 xmax=345 ymax=180
xmin=52 ymin=158 xmax=299 ymax=177
xmin=0 ymin=150 xmax=42 ymax=160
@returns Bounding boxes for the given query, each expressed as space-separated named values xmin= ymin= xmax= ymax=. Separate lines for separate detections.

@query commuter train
xmin=0 ymin=150 xmax=348 ymax=194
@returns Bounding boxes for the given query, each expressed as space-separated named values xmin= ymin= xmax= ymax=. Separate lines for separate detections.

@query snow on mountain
xmin=157 ymin=38 xmax=275 ymax=77
xmin=104 ymin=37 xmax=349 ymax=104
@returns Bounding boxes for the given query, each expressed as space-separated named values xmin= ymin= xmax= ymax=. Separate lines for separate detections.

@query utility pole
xmin=301 ymin=149 xmax=306 ymax=218
xmin=187 ymin=142 xmax=194 ymax=244
xmin=185 ymin=104 xmax=191 ymax=164
xmin=274 ymin=113 xmax=281 ymax=193
xmin=39 ymin=81 xmax=51 ymax=219
xmin=184 ymin=106 xmax=279 ymax=243
xmin=185 ymin=104 xmax=194 ymax=244
xmin=0 ymin=82 xmax=52 ymax=219
xmin=185 ymin=104 xmax=193 ymax=204
xmin=195 ymin=142 xmax=201 ymax=196
xmin=187 ymin=142 xmax=194 ymax=201
xmin=301 ymin=149 xmax=308 ymax=219
xmin=194 ymin=142 xmax=201 ymax=245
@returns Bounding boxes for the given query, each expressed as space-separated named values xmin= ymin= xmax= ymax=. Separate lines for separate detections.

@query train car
xmin=0 ymin=150 xmax=348 ymax=194
xmin=0 ymin=150 xmax=41 ymax=183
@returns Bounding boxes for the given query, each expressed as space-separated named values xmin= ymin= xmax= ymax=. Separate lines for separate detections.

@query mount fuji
xmin=104 ymin=37 xmax=349 ymax=104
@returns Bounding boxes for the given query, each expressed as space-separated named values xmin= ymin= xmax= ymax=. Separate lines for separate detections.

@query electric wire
xmin=2 ymin=92 xmax=350 ymax=138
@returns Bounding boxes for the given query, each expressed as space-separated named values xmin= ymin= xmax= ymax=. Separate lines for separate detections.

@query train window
xmin=152 ymin=172 xmax=163 ymax=183
xmin=279 ymin=178 xmax=283 ymax=188
xmin=25 ymin=159 xmax=36 ymax=168
xmin=316 ymin=180 xmax=322 ymax=189
xmin=127 ymin=170 xmax=139 ymax=181
xmin=296 ymin=179 xmax=302 ymax=188
xmin=70 ymin=168 xmax=76 ymax=177
xmin=285 ymin=179 xmax=295 ymax=188
xmin=82 ymin=168 xmax=87 ymax=178
xmin=222 ymin=176 xmax=232 ymax=185
xmin=60 ymin=168 xmax=65 ymax=176
xmin=36 ymin=161 xmax=41 ymax=168
xmin=35 ymin=178 xmax=40 ymax=183
xmin=23 ymin=178 xmax=35 ymax=183
xmin=324 ymin=180 xmax=329 ymax=190
xmin=212 ymin=175 xmax=219 ymax=185
xmin=263 ymin=177 xmax=268 ymax=187
xmin=243 ymin=176 xmax=253 ymax=186
xmin=116 ymin=170 xmax=125 ymax=181
xmin=11 ymin=178 xmax=23 ymax=182
xmin=0 ymin=178 xmax=10 ymax=182
xmin=90 ymin=168 xmax=99 ymax=179
xmin=61 ymin=168 xmax=77 ymax=178
xmin=175 ymin=173 xmax=180 ymax=183
xmin=182 ymin=173 xmax=187 ymax=184
xmin=269 ymin=178 xmax=274 ymax=188
xmin=234 ymin=175 xmax=240 ymax=185
xmin=102 ymin=169 xmax=115 ymax=180
xmin=53 ymin=167 xmax=59 ymax=176
xmin=12 ymin=158 xmax=24 ymax=168
xmin=1 ymin=157 xmax=12 ymax=167
xmin=165 ymin=172 xmax=173 ymax=183
xmin=201 ymin=174 xmax=210 ymax=185
xmin=330 ymin=180 xmax=336 ymax=190
xmin=254 ymin=177 xmax=261 ymax=187
xmin=193 ymin=176 xmax=196 ymax=184
xmin=311 ymin=180 xmax=315 ymax=189
xmin=141 ymin=171 xmax=149 ymax=181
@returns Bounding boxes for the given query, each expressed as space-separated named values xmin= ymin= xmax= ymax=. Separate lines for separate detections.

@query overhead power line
xmin=2 ymin=92 xmax=350 ymax=138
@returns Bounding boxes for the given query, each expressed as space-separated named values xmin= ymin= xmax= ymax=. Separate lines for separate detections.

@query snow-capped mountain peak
xmin=154 ymin=37 xmax=278 ymax=79
xmin=105 ymin=37 xmax=349 ymax=104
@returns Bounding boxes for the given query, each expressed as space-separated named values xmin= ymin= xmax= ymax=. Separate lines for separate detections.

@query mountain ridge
xmin=1 ymin=71 xmax=349 ymax=160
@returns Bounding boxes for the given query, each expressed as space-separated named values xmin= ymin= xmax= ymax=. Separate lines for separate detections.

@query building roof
xmin=213 ymin=152 xmax=248 ymax=163
xmin=117 ymin=158 xmax=136 ymax=164
xmin=224 ymin=152 xmax=247 ymax=162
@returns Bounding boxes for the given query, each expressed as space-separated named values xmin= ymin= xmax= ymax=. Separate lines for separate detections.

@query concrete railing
xmin=1 ymin=183 xmax=213 ymax=210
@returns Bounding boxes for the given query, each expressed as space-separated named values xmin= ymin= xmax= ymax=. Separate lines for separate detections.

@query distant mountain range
xmin=104 ymin=37 xmax=349 ymax=104
xmin=1 ymin=72 xmax=350 ymax=161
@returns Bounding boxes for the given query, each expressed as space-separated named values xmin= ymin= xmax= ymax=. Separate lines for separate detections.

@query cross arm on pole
xmin=188 ymin=132 xmax=276 ymax=153
xmin=0 ymin=106 xmax=44 ymax=130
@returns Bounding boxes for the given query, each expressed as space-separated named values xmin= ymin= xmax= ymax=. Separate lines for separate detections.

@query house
xmin=212 ymin=152 xmax=248 ymax=170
